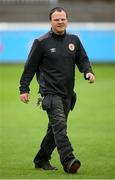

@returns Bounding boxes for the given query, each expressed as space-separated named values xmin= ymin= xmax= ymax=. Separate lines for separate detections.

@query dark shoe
xmin=64 ymin=159 xmax=81 ymax=174
xmin=35 ymin=160 xmax=58 ymax=170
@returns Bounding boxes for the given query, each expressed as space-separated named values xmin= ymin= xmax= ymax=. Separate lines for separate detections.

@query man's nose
xmin=58 ymin=19 xmax=63 ymax=23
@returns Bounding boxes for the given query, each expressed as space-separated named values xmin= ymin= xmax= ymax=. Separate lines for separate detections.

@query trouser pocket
xmin=42 ymin=94 xmax=53 ymax=111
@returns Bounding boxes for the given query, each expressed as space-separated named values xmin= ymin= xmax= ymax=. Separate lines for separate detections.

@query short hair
xmin=49 ymin=7 xmax=68 ymax=20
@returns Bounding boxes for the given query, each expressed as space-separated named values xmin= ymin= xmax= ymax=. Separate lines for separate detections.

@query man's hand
xmin=86 ymin=73 xmax=95 ymax=83
xmin=20 ymin=93 xmax=30 ymax=103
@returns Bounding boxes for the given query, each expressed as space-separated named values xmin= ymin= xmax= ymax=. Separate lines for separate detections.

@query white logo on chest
xmin=68 ymin=43 xmax=75 ymax=51
xmin=50 ymin=48 xmax=56 ymax=53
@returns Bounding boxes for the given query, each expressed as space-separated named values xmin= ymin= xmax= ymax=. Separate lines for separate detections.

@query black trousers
xmin=34 ymin=95 xmax=75 ymax=166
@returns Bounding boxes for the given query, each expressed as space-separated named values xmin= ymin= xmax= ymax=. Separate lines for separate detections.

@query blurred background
xmin=0 ymin=0 xmax=115 ymax=63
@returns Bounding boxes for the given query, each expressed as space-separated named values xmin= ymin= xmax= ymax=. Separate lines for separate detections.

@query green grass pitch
xmin=0 ymin=64 xmax=115 ymax=179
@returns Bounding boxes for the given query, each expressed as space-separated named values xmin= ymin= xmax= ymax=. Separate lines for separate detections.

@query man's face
xmin=50 ymin=10 xmax=68 ymax=35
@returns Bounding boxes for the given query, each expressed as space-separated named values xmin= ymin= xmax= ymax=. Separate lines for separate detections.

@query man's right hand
xmin=20 ymin=93 xmax=30 ymax=104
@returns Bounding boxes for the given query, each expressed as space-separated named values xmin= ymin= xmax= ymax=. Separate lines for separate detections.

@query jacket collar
xmin=50 ymin=28 xmax=66 ymax=38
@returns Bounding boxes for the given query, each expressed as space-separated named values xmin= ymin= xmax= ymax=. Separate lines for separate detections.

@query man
xmin=19 ymin=7 xmax=95 ymax=174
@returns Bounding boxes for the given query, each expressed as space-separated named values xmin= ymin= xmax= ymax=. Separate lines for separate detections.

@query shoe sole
xmin=67 ymin=159 xmax=81 ymax=174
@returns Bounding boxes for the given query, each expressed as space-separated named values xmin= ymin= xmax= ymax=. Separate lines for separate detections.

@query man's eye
xmin=55 ymin=19 xmax=59 ymax=21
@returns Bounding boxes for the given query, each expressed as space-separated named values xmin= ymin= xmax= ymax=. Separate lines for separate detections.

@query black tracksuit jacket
xmin=19 ymin=29 xmax=93 ymax=98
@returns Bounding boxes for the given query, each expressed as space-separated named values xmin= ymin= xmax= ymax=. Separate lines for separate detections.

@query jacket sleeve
xmin=19 ymin=39 xmax=43 ymax=94
xmin=75 ymin=36 xmax=94 ymax=78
